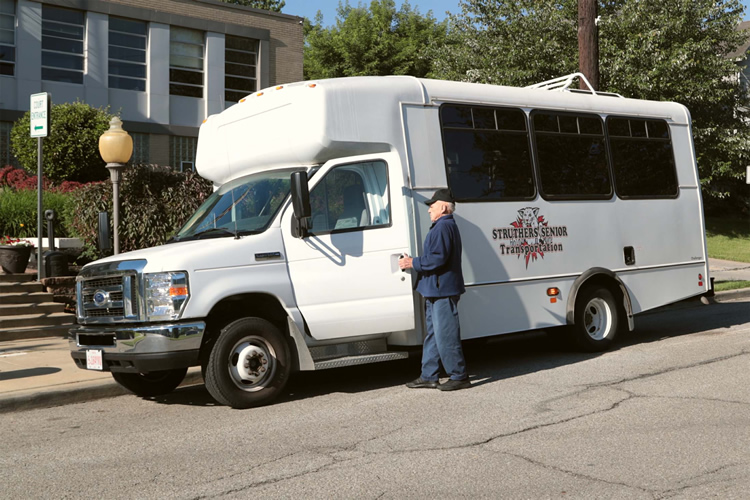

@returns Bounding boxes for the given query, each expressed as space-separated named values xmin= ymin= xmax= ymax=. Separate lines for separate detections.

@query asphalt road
xmin=1 ymin=298 xmax=749 ymax=499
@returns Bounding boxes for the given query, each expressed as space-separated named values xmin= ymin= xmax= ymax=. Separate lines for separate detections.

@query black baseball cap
xmin=425 ymin=188 xmax=455 ymax=205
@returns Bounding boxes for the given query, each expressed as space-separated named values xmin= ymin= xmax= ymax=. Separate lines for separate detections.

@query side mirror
xmin=98 ymin=212 xmax=112 ymax=251
xmin=290 ymin=171 xmax=311 ymax=238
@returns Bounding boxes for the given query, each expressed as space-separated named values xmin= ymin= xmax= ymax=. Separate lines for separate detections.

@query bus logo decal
xmin=492 ymin=208 xmax=568 ymax=268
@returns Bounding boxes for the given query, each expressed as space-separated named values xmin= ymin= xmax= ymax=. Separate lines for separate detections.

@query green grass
xmin=705 ymin=216 xmax=750 ymax=263
xmin=714 ymin=280 xmax=750 ymax=292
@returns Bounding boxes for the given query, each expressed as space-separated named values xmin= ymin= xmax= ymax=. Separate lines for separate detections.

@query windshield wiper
xmin=191 ymin=227 xmax=237 ymax=240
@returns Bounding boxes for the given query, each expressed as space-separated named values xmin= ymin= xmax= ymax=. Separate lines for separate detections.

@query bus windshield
xmin=172 ymin=169 xmax=297 ymax=242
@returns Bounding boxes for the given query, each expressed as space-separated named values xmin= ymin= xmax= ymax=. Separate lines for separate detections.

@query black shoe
xmin=437 ymin=379 xmax=471 ymax=391
xmin=406 ymin=377 xmax=439 ymax=389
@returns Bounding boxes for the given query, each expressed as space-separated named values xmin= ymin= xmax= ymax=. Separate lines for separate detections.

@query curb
xmin=0 ymin=368 xmax=203 ymax=414
xmin=711 ymin=288 xmax=750 ymax=302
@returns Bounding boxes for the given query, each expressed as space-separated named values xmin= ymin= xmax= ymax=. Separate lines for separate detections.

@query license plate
xmin=86 ymin=349 xmax=103 ymax=371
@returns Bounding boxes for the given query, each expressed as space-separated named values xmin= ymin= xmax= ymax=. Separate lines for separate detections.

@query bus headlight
xmin=145 ymin=272 xmax=189 ymax=321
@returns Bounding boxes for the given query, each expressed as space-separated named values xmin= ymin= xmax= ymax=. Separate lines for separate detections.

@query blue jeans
xmin=421 ymin=296 xmax=467 ymax=382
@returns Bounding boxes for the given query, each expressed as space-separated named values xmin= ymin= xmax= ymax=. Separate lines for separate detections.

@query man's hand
xmin=399 ymin=254 xmax=413 ymax=270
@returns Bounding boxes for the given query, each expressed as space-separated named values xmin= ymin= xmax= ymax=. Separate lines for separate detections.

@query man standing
xmin=399 ymin=188 xmax=470 ymax=391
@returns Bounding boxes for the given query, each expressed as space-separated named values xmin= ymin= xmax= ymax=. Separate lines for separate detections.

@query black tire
xmin=204 ymin=317 xmax=291 ymax=409
xmin=568 ymin=285 xmax=619 ymax=352
xmin=111 ymin=368 xmax=188 ymax=397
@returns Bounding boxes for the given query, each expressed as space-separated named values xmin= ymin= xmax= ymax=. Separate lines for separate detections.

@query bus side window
xmin=532 ymin=111 xmax=612 ymax=200
xmin=440 ymin=104 xmax=535 ymax=202
xmin=607 ymin=117 xmax=678 ymax=199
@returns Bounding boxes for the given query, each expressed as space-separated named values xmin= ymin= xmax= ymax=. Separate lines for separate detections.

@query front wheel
xmin=204 ymin=317 xmax=291 ymax=409
xmin=568 ymin=286 xmax=620 ymax=352
xmin=112 ymin=368 xmax=188 ymax=397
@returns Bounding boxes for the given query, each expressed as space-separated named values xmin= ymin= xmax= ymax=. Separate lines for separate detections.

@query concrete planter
xmin=0 ymin=245 xmax=32 ymax=274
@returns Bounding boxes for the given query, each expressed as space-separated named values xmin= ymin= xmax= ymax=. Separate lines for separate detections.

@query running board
xmin=314 ymin=351 xmax=409 ymax=370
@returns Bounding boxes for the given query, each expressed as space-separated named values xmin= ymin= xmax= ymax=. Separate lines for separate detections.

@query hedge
xmin=66 ymin=165 xmax=213 ymax=259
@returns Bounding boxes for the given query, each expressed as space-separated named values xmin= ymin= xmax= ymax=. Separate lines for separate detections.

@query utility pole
xmin=578 ymin=0 xmax=599 ymax=91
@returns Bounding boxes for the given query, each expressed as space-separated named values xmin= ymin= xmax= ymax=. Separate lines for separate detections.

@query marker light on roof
xmin=239 ymin=98 xmax=246 ymax=103
xmin=257 ymin=92 xmax=264 ymax=96
xmin=276 ymin=85 xmax=283 ymax=90
xmin=308 ymin=83 xmax=317 ymax=88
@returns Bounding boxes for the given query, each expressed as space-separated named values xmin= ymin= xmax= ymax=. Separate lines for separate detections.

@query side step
xmin=314 ymin=351 xmax=409 ymax=370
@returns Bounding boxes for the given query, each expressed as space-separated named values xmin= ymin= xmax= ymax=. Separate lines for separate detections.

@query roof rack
xmin=526 ymin=73 xmax=623 ymax=98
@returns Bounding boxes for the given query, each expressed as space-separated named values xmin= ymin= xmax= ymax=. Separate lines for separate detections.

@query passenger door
xmin=283 ymin=155 xmax=415 ymax=340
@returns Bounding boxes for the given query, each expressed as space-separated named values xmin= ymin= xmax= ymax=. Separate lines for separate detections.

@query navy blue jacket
xmin=413 ymin=214 xmax=465 ymax=298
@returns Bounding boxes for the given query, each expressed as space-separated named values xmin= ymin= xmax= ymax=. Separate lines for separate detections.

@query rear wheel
xmin=204 ymin=317 xmax=291 ymax=409
xmin=569 ymin=285 xmax=619 ymax=352
xmin=112 ymin=368 xmax=188 ymax=397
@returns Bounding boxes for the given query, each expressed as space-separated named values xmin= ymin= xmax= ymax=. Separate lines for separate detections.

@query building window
xmin=109 ymin=17 xmax=147 ymax=91
xmin=225 ymin=35 xmax=258 ymax=103
xmin=42 ymin=5 xmax=85 ymax=84
xmin=0 ymin=0 xmax=15 ymax=77
xmin=170 ymin=27 xmax=204 ymax=98
xmin=0 ymin=121 xmax=18 ymax=167
xmin=130 ymin=133 xmax=150 ymax=165
xmin=170 ymin=136 xmax=197 ymax=171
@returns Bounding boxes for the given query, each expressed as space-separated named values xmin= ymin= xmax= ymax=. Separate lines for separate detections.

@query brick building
xmin=0 ymin=0 xmax=303 ymax=170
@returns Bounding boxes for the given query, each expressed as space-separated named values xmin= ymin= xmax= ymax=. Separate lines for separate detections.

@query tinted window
xmin=441 ymin=105 xmax=534 ymax=202
xmin=42 ymin=5 xmax=84 ymax=84
xmin=170 ymin=27 xmax=204 ymax=98
xmin=608 ymin=118 xmax=678 ymax=198
xmin=0 ymin=0 xmax=16 ymax=76
xmin=533 ymin=111 xmax=611 ymax=199
xmin=225 ymin=35 xmax=258 ymax=103
xmin=108 ymin=17 xmax=148 ymax=92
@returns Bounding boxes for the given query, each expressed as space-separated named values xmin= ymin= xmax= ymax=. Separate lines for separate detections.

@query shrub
xmin=10 ymin=101 xmax=113 ymax=183
xmin=67 ymin=165 xmax=213 ymax=259
xmin=0 ymin=188 xmax=76 ymax=238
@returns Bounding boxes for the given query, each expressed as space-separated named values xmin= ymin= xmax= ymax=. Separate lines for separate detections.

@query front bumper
xmin=69 ymin=321 xmax=205 ymax=373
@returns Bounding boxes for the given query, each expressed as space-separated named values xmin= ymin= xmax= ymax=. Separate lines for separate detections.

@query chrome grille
xmin=78 ymin=272 xmax=138 ymax=322
xmin=84 ymin=277 xmax=122 ymax=289
xmin=87 ymin=308 xmax=125 ymax=317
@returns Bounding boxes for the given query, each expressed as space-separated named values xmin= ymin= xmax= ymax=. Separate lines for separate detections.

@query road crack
xmin=500 ymin=450 xmax=658 ymax=496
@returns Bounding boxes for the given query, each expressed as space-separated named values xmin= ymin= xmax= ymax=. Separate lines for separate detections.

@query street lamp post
xmin=98 ymin=117 xmax=133 ymax=255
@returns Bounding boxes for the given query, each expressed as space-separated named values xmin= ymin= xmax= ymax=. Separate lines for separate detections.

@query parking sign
xmin=30 ymin=93 xmax=49 ymax=138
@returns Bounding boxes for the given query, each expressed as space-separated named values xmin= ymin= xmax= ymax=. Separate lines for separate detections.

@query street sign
xmin=30 ymin=92 xmax=49 ymax=138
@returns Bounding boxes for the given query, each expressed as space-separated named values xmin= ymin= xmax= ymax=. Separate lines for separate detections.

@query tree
xmin=430 ymin=0 xmax=750 ymax=211
xmin=430 ymin=0 xmax=579 ymax=86
xmin=220 ymin=0 xmax=285 ymax=12
xmin=304 ymin=0 xmax=448 ymax=80
xmin=10 ymin=101 xmax=113 ymax=184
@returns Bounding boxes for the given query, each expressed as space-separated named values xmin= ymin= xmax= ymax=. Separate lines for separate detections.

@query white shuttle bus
xmin=69 ymin=74 xmax=710 ymax=408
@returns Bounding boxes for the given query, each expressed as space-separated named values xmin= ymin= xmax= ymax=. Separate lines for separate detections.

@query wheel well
xmin=200 ymin=294 xmax=293 ymax=366
xmin=566 ymin=269 xmax=632 ymax=330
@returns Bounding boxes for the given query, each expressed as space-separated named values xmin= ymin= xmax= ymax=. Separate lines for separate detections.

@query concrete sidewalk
xmin=0 ymin=337 xmax=202 ymax=413
xmin=1 ymin=259 xmax=748 ymax=413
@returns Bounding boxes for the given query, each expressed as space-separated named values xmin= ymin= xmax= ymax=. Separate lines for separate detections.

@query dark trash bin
xmin=44 ymin=250 xmax=68 ymax=277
